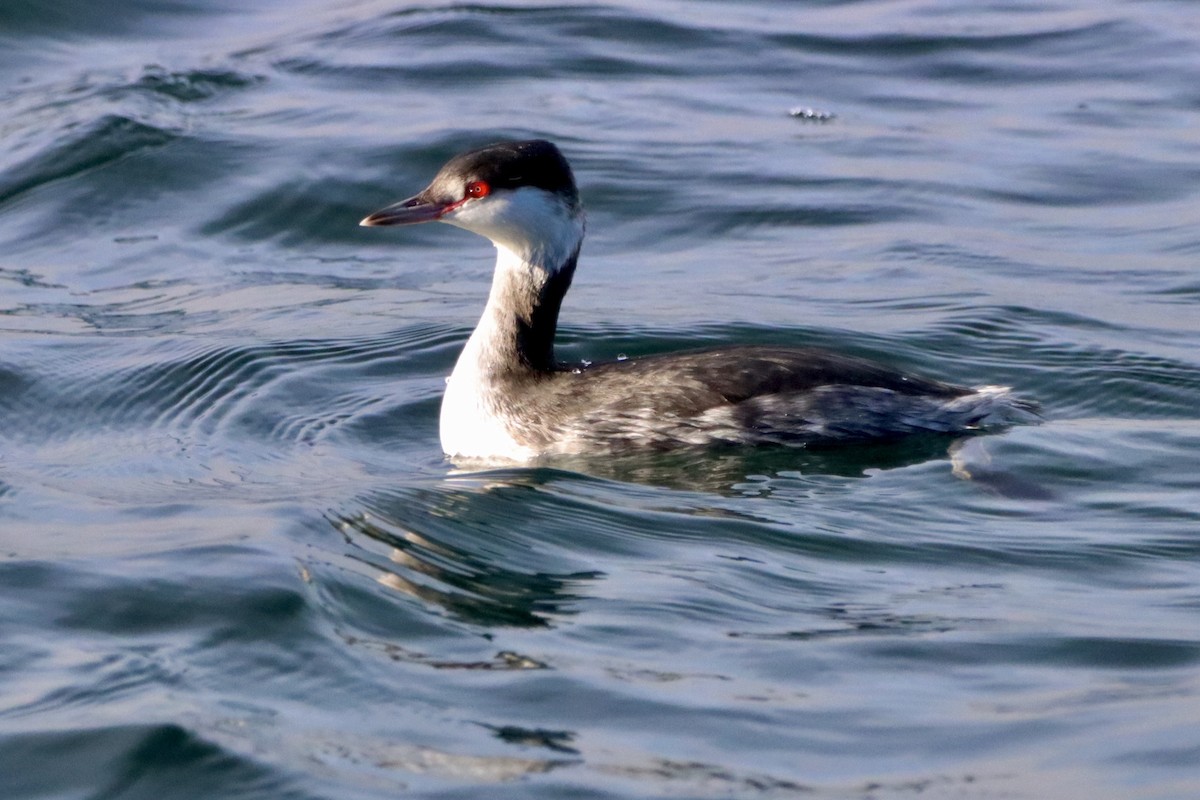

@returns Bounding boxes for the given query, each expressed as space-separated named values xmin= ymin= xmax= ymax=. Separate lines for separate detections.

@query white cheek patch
xmin=443 ymin=186 xmax=583 ymax=272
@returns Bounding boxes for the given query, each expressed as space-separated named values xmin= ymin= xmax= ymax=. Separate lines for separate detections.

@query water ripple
xmin=0 ymin=114 xmax=176 ymax=208
xmin=3 ymin=2 xmax=1200 ymax=798
xmin=1 ymin=326 xmax=452 ymax=502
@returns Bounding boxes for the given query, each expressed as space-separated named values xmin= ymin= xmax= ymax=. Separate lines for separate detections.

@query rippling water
xmin=3 ymin=1 xmax=1199 ymax=797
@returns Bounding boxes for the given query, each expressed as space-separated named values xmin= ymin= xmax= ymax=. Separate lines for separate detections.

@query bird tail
xmin=953 ymin=385 xmax=1042 ymax=429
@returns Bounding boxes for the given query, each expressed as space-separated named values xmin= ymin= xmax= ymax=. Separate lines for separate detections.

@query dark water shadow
xmin=456 ymin=429 xmax=1049 ymax=499
xmin=328 ymin=486 xmax=603 ymax=630
xmin=324 ymin=427 xmax=1050 ymax=634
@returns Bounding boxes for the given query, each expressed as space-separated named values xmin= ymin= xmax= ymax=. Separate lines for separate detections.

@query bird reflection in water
xmin=329 ymin=488 xmax=601 ymax=629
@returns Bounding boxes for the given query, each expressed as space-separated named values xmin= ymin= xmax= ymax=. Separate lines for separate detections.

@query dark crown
xmin=437 ymin=139 xmax=579 ymax=207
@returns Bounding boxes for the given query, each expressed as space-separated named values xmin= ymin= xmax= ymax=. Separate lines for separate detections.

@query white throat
xmin=438 ymin=189 xmax=584 ymax=460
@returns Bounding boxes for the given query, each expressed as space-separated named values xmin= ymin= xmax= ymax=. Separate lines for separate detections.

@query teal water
xmin=3 ymin=1 xmax=1200 ymax=798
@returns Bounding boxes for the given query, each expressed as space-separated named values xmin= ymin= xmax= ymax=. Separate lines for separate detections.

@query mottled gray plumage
xmin=473 ymin=345 xmax=1029 ymax=454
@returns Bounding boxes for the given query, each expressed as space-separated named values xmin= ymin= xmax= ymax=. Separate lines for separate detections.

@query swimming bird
xmin=361 ymin=139 xmax=1032 ymax=461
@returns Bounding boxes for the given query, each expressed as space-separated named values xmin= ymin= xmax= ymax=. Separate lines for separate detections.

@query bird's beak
xmin=359 ymin=192 xmax=449 ymax=227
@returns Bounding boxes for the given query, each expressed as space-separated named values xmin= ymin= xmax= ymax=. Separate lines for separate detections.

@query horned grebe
xmin=361 ymin=139 xmax=1033 ymax=460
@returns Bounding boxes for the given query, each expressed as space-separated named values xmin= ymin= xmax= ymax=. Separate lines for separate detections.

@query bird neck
xmin=461 ymin=242 xmax=580 ymax=376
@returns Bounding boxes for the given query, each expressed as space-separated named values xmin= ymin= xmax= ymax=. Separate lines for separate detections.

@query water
xmin=2 ymin=1 xmax=1199 ymax=797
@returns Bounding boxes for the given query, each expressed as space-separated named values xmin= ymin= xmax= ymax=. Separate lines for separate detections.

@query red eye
xmin=465 ymin=180 xmax=490 ymax=198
